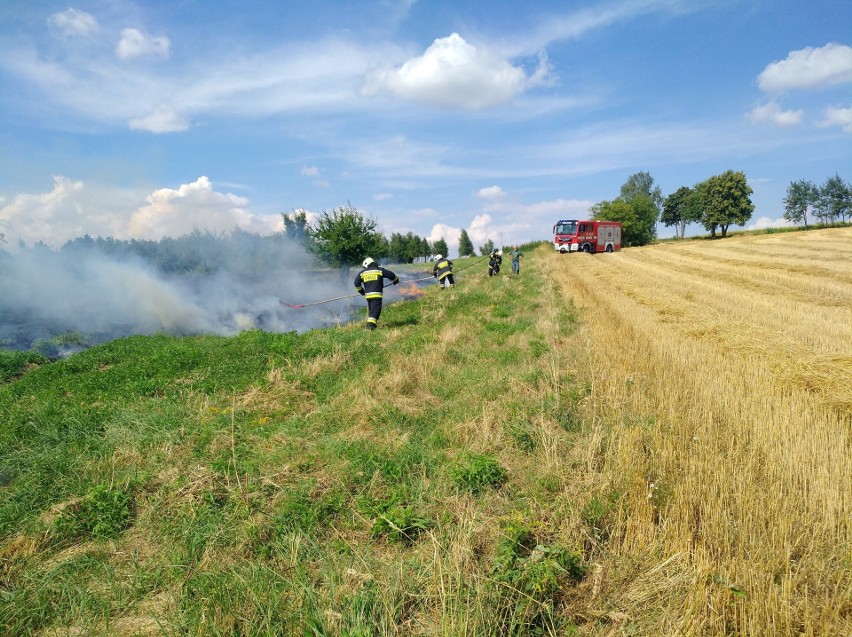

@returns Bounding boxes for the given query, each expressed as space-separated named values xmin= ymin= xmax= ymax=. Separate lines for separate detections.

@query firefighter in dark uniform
xmin=354 ymin=257 xmax=399 ymax=330
xmin=488 ymin=249 xmax=502 ymax=277
xmin=432 ymin=254 xmax=454 ymax=289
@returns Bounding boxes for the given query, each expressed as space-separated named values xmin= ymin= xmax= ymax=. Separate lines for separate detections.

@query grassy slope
xmin=5 ymin=235 xmax=847 ymax=636
xmin=1 ymin=255 xmax=597 ymax=636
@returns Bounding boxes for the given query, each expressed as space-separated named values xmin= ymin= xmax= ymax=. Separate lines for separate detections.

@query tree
xmin=282 ymin=209 xmax=311 ymax=244
xmin=479 ymin=239 xmax=495 ymax=255
xmin=814 ymin=174 xmax=851 ymax=224
xmin=307 ymin=204 xmax=387 ymax=275
xmin=700 ymin=170 xmax=754 ymax=238
xmin=591 ymin=199 xmax=638 ymax=245
xmin=619 ymin=171 xmax=663 ymax=212
xmin=609 ymin=171 xmax=661 ymax=245
xmin=432 ymin=237 xmax=448 ymax=258
xmin=458 ymin=229 xmax=475 ymax=257
xmin=783 ymin=179 xmax=818 ymax=228
xmin=661 ymin=186 xmax=703 ymax=239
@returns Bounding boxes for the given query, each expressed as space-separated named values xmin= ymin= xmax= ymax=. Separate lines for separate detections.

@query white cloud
xmin=0 ymin=176 xmax=150 ymax=247
xmin=373 ymin=193 xmax=394 ymax=201
xmin=48 ymin=8 xmax=99 ymax=38
xmin=129 ymin=104 xmax=189 ymax=133
xmin=299 ymin=166 xmax=330 ymax=187
xmin=757 ymin=42 xmax=852 ymax=92
xmin=477 ymin=185 xmax=507 ymax=200
xmin=362 ymin=33 xmax=547 ymax=109
xmin=128 ymin=177 xmax=278 ymax=239
xmin=746 ymin=101 xmax=804 ymax=127
xmin=820 ymin=105 xmax=852 ymax=133
xmin=116 ymin=28 xmax=171 ymax=60
xmin=427 ymin=223 xmax=461 ymax=251
xmin=0 ymin=176 xmax=281 ymax=247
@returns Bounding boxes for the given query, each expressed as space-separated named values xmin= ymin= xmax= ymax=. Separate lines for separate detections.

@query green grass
xmin=0 ymin=250 xmax=597 ymax=635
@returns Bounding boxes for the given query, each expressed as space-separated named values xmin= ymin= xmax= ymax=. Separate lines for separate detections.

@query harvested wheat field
xmin=549 ymin=227 xmax=851 ymax=636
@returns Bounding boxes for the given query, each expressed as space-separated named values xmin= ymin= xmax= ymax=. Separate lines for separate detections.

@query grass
xmin=1 ymin=231 xmax=850 ymax=635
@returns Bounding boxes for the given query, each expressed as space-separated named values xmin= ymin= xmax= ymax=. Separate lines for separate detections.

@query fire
xmin=397 ymin=283 xmax=426 ymax=298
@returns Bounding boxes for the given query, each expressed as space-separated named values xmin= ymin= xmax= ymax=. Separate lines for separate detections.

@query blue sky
xmin=1 ymin=0 xmax=850 ymax=254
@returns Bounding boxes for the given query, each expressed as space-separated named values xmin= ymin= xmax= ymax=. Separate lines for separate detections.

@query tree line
xmin=0 ymin=205 xmax=487 ymax=279
xmin=590 ymin=169 xmax=848 ymax=246
xmin=2 ymin=228 xmax=299 ymax=277
xmin=592 ymin=170 xmax=756 ymax=245
xmin=782 ymin=175 xmax=851 ymax=228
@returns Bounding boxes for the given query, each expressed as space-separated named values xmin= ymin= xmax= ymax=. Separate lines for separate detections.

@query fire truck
xmin=553 ymin=219 xmax=622 ymax=253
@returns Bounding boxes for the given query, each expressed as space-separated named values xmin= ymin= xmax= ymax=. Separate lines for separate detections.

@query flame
xmin=398 ymin=283 xmax=426 ymax=297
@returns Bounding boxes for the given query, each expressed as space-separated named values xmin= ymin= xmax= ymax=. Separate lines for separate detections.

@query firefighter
xmin=510 ymin=245 xmax=523 ymax=275
xmin=488 ymin=249 xmax=502 ymax=277
xmin=432 ymin=254 xmax=454 ymax=289
xmin=354 ymin=257 xmax=399 ymax=330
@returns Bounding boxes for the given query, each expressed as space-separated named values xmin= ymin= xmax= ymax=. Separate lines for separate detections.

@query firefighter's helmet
xmin=435 ymin=254 xmax=443 ymax=260
xmin=362 ymin=257 xmax=375 ymax=268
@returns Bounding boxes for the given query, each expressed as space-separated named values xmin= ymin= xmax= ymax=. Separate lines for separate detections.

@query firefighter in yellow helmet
xmin=432 ymin=254 xmax=454 ymax=289
xmin=353 ymin=257 xmax=399 ymax=330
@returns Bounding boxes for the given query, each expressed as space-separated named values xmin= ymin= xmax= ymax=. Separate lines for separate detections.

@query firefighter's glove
xmin=393 ymin=280 xmax=399 ymax=285
xmin=358 ymin=290 xmax=365 ymax=296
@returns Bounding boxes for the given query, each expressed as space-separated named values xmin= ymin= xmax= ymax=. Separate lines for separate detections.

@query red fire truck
xmin=553 ymin=219 xmax=622 ymax=253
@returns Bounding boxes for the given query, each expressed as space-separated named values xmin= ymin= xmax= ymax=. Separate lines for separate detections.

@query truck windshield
xmin=554 ymin=221 xmax=577 ymax=235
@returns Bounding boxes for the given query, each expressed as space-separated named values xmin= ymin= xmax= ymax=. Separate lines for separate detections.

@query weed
xmin=492 ymin=516 xmax=586 ymax=634
xmin=450 ymin=452 xmax=507 ymax=494
xmin=370 ymin=503 xmax=431 ymax=544
xmin=505 ymin=420 xmax=537 ymax=452
xmin=50 ymin=483 xmax=134 ymax=544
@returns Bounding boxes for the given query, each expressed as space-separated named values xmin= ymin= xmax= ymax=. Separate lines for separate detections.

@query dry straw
xmin=550 ymin=227 xmax=852 ymax=635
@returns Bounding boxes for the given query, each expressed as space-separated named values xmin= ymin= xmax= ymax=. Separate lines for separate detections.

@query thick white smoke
xmin=0 ymin=244 xmax=365 ymax=352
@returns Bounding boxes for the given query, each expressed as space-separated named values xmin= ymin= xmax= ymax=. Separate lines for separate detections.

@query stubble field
xmin=550 ymin=227 xmax=851 ymax=634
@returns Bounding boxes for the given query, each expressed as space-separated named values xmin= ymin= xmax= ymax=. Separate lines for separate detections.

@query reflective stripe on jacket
xmin=433 ymin=258 xmax=453 ymax=280
xmin=354 ymin=265 xmax=399 ymax=299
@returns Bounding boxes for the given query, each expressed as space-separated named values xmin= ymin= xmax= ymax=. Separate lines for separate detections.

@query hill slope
xmin=2 ymin=231 xmax=850 ymax=636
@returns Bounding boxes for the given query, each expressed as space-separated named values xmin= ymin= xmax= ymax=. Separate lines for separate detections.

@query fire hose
xmin=279 ymin=255 xmax=489 ymax=309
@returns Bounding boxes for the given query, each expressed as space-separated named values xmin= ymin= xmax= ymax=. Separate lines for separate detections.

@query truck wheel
xmin=584 ymin=244 xmax=592 ymax=254
xmin=606 ymin=244 xmax=613 ymax=253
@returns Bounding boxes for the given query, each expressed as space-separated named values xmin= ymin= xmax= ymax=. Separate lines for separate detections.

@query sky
xmin=1 ymin=0 xmax=850 ymax=255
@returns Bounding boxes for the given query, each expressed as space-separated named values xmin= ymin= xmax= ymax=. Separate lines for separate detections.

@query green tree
xmin=661 ymin=186 xmax=703 ymax=239
xmin=619 ymin=171 xmax=663 ymax=212
xmin=282 ymin=209 xmax=311 ymax=243
xmin=433 ymin=237 xmax=449 ymax=258
xmin=307 ymin=204 xmax=387 ymax=275
xmin=783 ymin=179 xmax=818 ymax=228
xmin=387 ymin=232 xmax=405 ymax=263
xmin=479 ymin=239 xmax=495 ymax=255
xmin=814 ymin=174 xmax=851 ymax=224
xmin=699 ymin=170 xmax=754 ymax=238
xmin=458 ymin=229 xmax=475 ymax=257
xmin=607 ymin=171 xmax=661 ymax=245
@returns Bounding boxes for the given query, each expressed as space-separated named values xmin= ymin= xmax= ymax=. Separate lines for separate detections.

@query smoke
xmin=0 ymin=242 xmax=371 ymax=353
